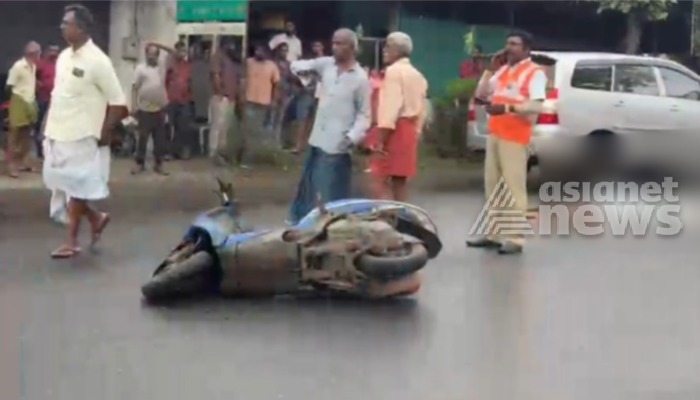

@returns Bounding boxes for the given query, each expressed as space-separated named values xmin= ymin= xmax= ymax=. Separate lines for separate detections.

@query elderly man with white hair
xmin=370 ymin=31 xmax=428 ymax=201
xmin=286 ymin=28 xmax=371 ymax=224
xmin=5 ymin=41 xmax=41 ymax=178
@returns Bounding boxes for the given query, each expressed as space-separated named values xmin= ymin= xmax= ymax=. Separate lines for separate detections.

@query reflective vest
xmin=487 ymin=59 xmax=543 ymax=145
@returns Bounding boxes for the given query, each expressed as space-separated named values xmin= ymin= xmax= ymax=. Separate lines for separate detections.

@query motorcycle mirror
xmin=214 ymin=176 xmax=235 ymax=205
xmin=316 ymin=192 xmax=327 ymax=215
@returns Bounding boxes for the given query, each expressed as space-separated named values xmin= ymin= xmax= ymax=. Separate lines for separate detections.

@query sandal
xmin=51 ymin=245 xmax=82 ymax=259
xmin=90 ymin=213 xmax=111 ymax=248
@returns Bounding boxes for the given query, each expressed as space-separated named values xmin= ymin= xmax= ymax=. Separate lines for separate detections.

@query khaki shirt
xmin=377 ymin=58 xmax=428 ymax=132
xmin=44 ymin=40 xmax=127 ymax=142
xmin=6 ymin=57 xmax=37 ymax=103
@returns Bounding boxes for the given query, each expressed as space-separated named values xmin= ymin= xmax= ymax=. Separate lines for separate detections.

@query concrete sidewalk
xmin=0 ymin=158 xmax=485 ymax=221
xmin=0 ymin=158 xmax=483 ymax=192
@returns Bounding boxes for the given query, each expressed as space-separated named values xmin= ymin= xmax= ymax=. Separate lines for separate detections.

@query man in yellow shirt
xmin=6 ymin=41 xmax=40 ymax=178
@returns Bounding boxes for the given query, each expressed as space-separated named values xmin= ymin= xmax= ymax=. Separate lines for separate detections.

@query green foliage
xmin=463 ymin=26 xmax=476 ymax=54
xmin=423 ymin=77 xmax=478 ymax=158
xmin=591 ymin=0 xmax=676 ymax=21
xmin=445 ymin=78 xmax=478 ymax=102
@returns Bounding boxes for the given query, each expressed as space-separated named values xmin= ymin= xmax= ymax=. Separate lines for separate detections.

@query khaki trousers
xmin=484 ymin=134 xmax=529 ymax=245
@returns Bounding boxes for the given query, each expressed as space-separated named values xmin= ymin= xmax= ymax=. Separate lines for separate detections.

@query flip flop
xmin=90 ymin=213 xmax=111 ymax=248
xmin=51 ymin=246 xmax=82 ymax=259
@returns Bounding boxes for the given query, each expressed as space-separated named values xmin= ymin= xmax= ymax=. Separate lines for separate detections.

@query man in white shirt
xmin=42 ymin=4 xmax=128 ymax=259
xmin=5 ymin=41 xmax=40 ymax=178
xmin=268 ymin=19 xmax=302 ymax=62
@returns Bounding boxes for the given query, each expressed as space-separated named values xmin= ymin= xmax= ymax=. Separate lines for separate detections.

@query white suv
xmin=466 ymin=52 xmax=700 ymax=175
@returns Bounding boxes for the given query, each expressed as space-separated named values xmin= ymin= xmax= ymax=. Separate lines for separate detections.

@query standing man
xmin=131 ymin=43 xmax=169 ymax=175
xmin=466 ymin=30 xmax=546 ymax=255
xmin=209 ymin=39 xmax=243 ymax=166
xmin=245 ymin=43 xmax=280 ymax=156
xmin=286 ymin=28 xmax=371 ymax=225
xmin=373 ymin=32 xmax=428 ymax=202
xmin=42 ymin=4 xmax=127 ymax=258
xmin=158 ymin=41 xmax=194 ymax=160
xmin=269 ymin=42 xmax=295 ymax=146
xmin=269 ymin=19 xmax=302 ymax=62
xmin=459 ymin=44 xmax=486 ymax=79
xmin=5 ymin=41 xmax=40 ymax=178
xmin=34 ymin=44 xmax=60 ymax=159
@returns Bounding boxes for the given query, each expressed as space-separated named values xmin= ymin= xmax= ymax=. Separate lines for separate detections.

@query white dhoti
xmin=42 ymin=137 xmax=111 ymax=224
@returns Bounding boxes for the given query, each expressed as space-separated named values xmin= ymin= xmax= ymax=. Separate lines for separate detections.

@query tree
xmin=591 ymin=0 xmax=676 ymax=54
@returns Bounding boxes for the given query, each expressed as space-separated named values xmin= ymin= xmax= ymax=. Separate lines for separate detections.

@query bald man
xmin=374 ymin=32 xmax=428 ymax=202
xmin=6 ymin=41 xmax=40 ymax=178
xmin=287 ymin=28 xmax=371 ymax=224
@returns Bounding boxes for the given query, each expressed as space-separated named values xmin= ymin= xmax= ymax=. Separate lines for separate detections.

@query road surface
xmin=1 ymin=190 xmax=699 ymax=400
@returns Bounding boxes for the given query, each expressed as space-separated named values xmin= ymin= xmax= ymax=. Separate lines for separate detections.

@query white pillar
xmin=108 ymin=0 xmax=178 ymax=102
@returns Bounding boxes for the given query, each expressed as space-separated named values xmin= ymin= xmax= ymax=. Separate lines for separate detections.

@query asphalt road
xmin=1 ymin=190 xmax=699 ymax=400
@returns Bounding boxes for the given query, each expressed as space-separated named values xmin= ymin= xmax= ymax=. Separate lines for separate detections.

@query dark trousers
xmin=166 ymin=102 xmax=194 ymax=158
xmin=135 ymin=110 xmax=166 ymax=165
xmin=34 ymin=99 xmax=49 ymax=158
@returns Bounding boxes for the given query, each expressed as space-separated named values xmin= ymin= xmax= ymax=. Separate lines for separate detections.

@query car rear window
xmin=571 ymin=64 xmax=612 ymax=92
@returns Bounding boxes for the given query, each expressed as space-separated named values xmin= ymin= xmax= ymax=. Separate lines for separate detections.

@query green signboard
xmin=177 ymin=0 xmax=247 ymax=22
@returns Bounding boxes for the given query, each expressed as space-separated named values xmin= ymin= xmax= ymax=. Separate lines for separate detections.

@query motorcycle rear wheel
xmin=141 ymin=251 xmax=214 ymax=302
xmin=356 ymin=242 xmax=429 ymax=280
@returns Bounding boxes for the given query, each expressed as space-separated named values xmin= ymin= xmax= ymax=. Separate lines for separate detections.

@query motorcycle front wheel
xmin=141 ymin=251 xmax=215 ymax=302
xmin=356 ymin=242 xmax=429 ymax=280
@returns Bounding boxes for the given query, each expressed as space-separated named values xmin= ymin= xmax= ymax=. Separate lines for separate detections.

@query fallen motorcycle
xmin=141 ymin=179 xmax=442 ymax=302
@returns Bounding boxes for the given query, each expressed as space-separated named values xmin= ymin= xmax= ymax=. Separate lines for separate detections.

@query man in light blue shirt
xmin=287 ymin=28 xmax=371 ymax=224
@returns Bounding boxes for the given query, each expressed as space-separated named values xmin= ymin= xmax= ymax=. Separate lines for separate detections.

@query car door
xmin=656 ymin=66 xmax=700 ymax=133
xmin=656 ymin=65 xmax=700 ymax=169
xmin=562 ymin=61 xmax=620 ymax=135
xmin=611 ymin=63 xmax=673 ymax=136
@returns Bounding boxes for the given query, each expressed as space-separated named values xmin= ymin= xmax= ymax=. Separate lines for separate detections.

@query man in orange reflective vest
xmin=467 ymin=30 xmax=546 ymax=255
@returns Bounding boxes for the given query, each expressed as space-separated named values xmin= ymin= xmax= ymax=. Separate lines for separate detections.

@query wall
xmin=399 ymin=11 xmax=507 ymax=97
xmin=338 ymin=1 xmax=391 ymax=38
xmin=108 ymin=0 xmax=178 ymax=104
xmin=0 ymin=1 xmax=110 ymax=72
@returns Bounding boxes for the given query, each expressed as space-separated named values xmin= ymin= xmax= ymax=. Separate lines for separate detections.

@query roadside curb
xmin=0 ymin=168 xmax=486 ymax=222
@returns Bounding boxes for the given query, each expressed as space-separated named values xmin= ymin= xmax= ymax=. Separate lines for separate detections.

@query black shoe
xmin=497 ymin=242 xmax=523 ymax=255
xmin=131 ymin=163 xmax=145 ymax=175
xmin=466 ymin=238 xmax=501 ymax=249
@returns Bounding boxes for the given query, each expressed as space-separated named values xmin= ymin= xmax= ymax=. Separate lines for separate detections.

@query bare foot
xmin=90 ymin=212 xmax=111 ymax=248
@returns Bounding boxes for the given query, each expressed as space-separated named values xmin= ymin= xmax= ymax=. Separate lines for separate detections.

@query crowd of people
xmin=3 ymin=4 xmax=431 ymax=259
xmin=5 ymin=3 xmax=542 ymax=259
